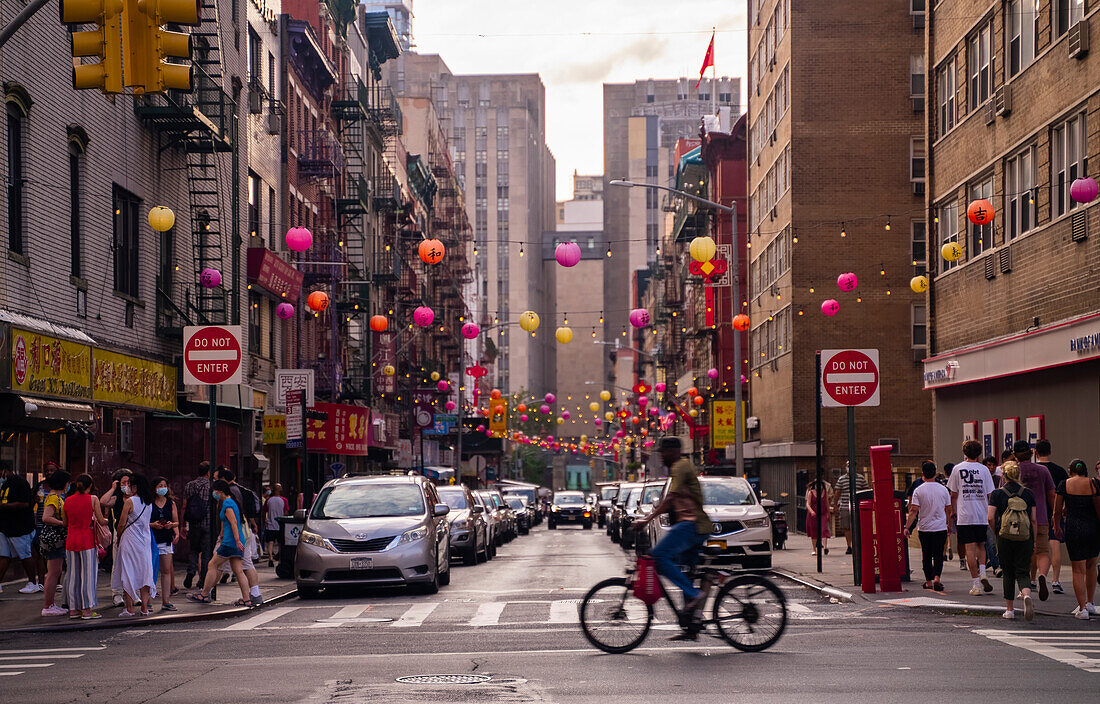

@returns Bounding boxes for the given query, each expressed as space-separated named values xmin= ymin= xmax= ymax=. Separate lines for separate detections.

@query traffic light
xmin=60 ymin=0 xmax=125 ymax=93
xmin=124 ymin=0 xmax=199 ymax=93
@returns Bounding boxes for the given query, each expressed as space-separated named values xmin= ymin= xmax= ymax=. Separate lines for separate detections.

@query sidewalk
xmin=0 ymin=559 xmax=296 ymax=633
xmin=773 ymin=533 xmax=1083 ymax=619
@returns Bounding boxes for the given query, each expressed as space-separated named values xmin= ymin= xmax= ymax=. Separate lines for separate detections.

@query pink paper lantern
xmin=650 ymin=407 xmax=659 ymax=416
xmin=413 ymin=306 xmax=435 ymax=327
xmin=540 ymin=404 xmax=551 ymax=414
xmin=199 ymin=267 xmax=221 ymax=288
xmin=276 ymin=303 xmax=295 ymax=319
xmin=285 ymin=226 xmax=313 ymax=252
xmin=1071 ymin=177 xmax=1099 ymax=204
xmin=520 ymin=414 xmax=529 ymax=422
xmin=544 ymin=393 xmax=555 ymax=404
xmin=821 ymin=299 xmax=840 ymax=316
xmin=476 ymin=424 xmax=485 ymax=432
xmin=554 ymin=241 xmax=582 ymax=267
xmin=837 ymin=272 xmax=858 ymax=292
xmin=741 ymin=374 xmax=748 ymax=384
xmin=594 ymin=419 xmax=602 ymax=426
xmin=436 ymin=380 xmax=449 ymax=392
xmin=615 ymin=430 xmax=624 ymax=438
xmin=629 ymin=308 xmax=651 ymax=328
xmin=461 ymin=322 xmax=480 ymax=339
xmin=444 ymin=401 xmax=456 ymax=411
xmin=637 ymin=396 xmax=648 ymax=407
xmin=655 ymin=382 xmax=666 ymax=392
xmin=562 ymin=411 xmax=571 ymax=420
xmin=707 ymin=368 xmax=719 ymax=379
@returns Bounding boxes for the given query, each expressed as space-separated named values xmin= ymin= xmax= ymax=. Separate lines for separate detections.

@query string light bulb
xmin=519 ymin=244 xmax=525 ymax=257
xmin=840 ymin=223 xmax=847 ymax=238
xmin=885 ymin=218 xmax=891 ymax=231
xmin=606 ymin=243 xmax=612 ymax=257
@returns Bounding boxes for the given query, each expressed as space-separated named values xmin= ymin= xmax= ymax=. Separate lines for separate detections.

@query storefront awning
xmin=19 ymin=396 xmax=94 ymax=423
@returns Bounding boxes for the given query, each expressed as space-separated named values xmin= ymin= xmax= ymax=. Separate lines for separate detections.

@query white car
xmin=649 ymin=476 xmax=772 ymax=569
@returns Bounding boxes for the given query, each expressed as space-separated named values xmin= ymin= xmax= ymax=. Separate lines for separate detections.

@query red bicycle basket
xmin=633 ymin=556 xmax=663 ymax=605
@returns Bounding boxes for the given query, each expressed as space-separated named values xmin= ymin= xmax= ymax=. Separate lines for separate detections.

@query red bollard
xmin=870 ymin=445 xmax=903 ymax=592
xmin=860 ymin=500 xmax=877 ymax=593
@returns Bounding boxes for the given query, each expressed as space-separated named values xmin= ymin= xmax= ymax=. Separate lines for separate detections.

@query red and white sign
xmin=820 ymin=348 xmax=880 ymax=407
xmin=183 ymin=325 xmax=243 ymax=386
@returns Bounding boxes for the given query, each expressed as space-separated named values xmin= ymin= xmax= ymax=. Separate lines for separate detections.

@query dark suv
xmin=548 ymin=491 xmax=592 ymax=529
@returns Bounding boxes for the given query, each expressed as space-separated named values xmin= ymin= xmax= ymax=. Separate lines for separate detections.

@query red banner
xmin=306 ymin=402 xmax=370 ymax=456
xmin=246 ymin=248 xmax=304 ymax=301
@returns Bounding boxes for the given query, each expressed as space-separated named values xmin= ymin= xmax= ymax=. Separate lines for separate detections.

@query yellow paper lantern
xmin=580 ymin=435 xmax=588 ymax=443
xmin=689 ymin=409 xmax=699 ymax=417
xmin=604 ymin=411 xmax=614 ymax=421
xmin=589 ymin=402 xmax=600 ymax=412
xmin=556 ymin=417 xmax=565 ymax=425
xmin=382 ymin=365 xmax=395 ymax=376
xmin=910 ymin=275 xmax=929 ymax=293
xmin=519 ymin=311 xmax=540 ymax=332
xmin=599 ymin=390 xmax=612 ymax=402
xmin=148 ymin=206 xmax=175 ymax=232
xmin=941 ymin=242 xmax=962 ymax=262
xmin=430 ymin=371 xmax=441 ymax=381
xmin=689 ymin=235 xmax=717 ymax=263
xmin=555 ymin=326 xmax=573 ymax=344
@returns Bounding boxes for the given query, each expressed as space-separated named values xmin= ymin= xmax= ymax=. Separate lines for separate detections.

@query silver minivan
xmin=295 ymin=475 xmax=451 ymax=597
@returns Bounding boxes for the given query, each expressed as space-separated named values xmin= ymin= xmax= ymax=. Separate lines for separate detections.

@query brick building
xmin=746 ymin=0 xmax=932 ymax=501
xmin=924 ymin=0 xmax=1100 ymax=462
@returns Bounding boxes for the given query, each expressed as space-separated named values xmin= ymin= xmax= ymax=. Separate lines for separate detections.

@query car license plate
xmin=350 ymin=557 xmax=373 ymax=569
xmin=706 ymin=540 xmax=726 ymax=550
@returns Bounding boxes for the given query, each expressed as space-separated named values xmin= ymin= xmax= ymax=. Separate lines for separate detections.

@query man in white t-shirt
xmin=905 ymin=461 xmax=953 ymax=591
xmin=947 ymin=440 xmax=996 ymax=595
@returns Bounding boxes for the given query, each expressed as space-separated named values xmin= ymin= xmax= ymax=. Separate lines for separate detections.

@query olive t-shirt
xmin=667 ymin=459 xmax=710 ymax=535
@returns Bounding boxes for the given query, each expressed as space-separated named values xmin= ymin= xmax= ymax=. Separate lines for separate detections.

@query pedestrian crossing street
xmin=974 ymin=629 xmax=1100 ymax=674
xmin=0 ymin=646 xmax=105 ymax=679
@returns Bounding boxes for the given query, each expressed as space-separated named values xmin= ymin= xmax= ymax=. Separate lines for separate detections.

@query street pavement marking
xmin=0 ymin=672 xmax=24 ymax=677
xmin=468 ymin=602 xmax=508 ymax=626
xmin=0 ymin=663 xmax=55 ymax=668
xmin=548 ymin=600 xmax=580 ymax=624
xmin=0 ymin=654 xmax=87 ymax=660
xmin=309 ymin=604 xmax=371 ymax=627
xmin=222 ymin=606 xmax=297 ymax=631
xmin=0 ymin=647 xmax=105 ymax=655
xmin=974 ymin=629 xmax=1100 ymax=674
xmin=392 ymin=602 xmax=440 ymax=627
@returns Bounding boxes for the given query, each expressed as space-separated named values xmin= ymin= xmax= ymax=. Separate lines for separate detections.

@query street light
xmin=609 ymin=178 xmax=744 ymax=478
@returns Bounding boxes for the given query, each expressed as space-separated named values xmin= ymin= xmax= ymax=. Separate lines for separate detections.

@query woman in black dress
xmin=1052 ymin=459 xmax=1100 ymax=620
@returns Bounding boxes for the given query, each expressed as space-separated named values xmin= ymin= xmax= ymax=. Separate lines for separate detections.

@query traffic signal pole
xmin=0 ymin=0 xmax=51 ymax=49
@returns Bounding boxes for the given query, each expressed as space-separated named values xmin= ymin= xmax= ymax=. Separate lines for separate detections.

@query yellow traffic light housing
xmin=124 ymin=0 xmax=199 ymax=93
xmin=60 ymin=0 xmax=125 ymax=93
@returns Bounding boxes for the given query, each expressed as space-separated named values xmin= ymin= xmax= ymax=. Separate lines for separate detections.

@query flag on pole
xmin=695 ymin=31 xmax=715 ymax=89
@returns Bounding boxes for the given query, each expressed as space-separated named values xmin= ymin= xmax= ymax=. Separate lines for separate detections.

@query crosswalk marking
xmin=469 ymin=602 xmax=508 ymax=627
xmin=0 ymin=654 xmax=87 ymax=660
xmin=0 ymin=647 xmax=104 ymax=655
xmin=974 ymin=629 xmax=1100 ymax=673
xmin=547 ymin=600 xmax=579 ymax=624
xmin=223 ymin=606 xmax=297 ymax=631
xmin=0 ymin=663 xmax=55 ymax=668
xmin=0 ymin=644 xmax=101 ymax=680
xmin=393 ymin=603 xmax=439 ymax=627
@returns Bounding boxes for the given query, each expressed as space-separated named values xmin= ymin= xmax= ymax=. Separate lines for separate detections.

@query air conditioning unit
xmin=1071 ymin=210 xmax=1089 ymax=242
xmin=1069 ymin=19 xmax=1090 ymax=59
xmin=998 ymin=246 xmax=1013 ymax=273
xmin=984 ymin=101 xmax=996 ymax=126
xmin=118 ymin=419 xmax=133 ymax=453
xmin=912 ymin=181 xmax=925 ymax=196
xmin=994 ymin=85 xmax=1012 ymax=117
xmin=983 ymin=254 xmax=996 ymax=280
xmin=266 ymin=110 xmax=282 ymax=135
xmin=746 ymin=416 xmax=760 ymax=430
xmin=248 ymin=85 xmax=263 ymax=114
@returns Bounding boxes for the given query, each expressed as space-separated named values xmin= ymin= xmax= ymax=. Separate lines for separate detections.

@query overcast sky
xmin=413 ymin=0 xmax=748 ymax=201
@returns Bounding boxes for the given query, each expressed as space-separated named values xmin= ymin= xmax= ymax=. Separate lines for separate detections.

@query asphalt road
xmin=1 ymin=522 xmax=1098 ymax=703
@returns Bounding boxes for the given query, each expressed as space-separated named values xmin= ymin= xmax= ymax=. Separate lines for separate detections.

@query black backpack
xmin=237 ymin=484 xmax=260 ymax=520
xmin=185 ymin=491 xmax=208 ymax=524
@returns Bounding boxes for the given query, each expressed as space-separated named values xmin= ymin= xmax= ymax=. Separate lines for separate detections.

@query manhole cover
xmin=396 ymin=674 xmax=492 ymax=685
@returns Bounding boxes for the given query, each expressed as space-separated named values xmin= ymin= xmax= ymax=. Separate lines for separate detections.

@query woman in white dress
xmin=115 ymin=473 xmax=157 ymax=616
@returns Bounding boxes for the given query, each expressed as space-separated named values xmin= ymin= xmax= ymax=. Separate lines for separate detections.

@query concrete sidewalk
xmin=0 ymin=559 xmax=296 ymax=632
xmin=773 ymin=533 xmax=1083 ymax=619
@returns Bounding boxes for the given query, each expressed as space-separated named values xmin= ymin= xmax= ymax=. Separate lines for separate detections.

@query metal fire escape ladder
xmin=333 ymin=78 xmax=368 ymax=277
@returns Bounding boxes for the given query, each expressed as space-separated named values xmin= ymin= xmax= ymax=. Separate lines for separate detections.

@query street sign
xmin=424 ymin=414 xmax=457 ymax=436
xmin=183 ymin=325 xmax=242 ymax=386
xmin=286 ymin=389 xmax=303 ymax=449
xmin=820 ymin=348 xmax=880 ymax=408
xmin=274 ymin=369 xmax=314 ymax=408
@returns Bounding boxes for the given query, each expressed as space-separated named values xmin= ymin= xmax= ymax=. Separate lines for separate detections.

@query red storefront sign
xmin=246 ymin=248 xmax=304 ymax=300
xmin=306 ymin=402 xmax=370 ymax=455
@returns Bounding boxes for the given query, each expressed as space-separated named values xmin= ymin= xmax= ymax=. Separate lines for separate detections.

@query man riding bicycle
xmin=633 ymin=437 xmax=712 ymax=638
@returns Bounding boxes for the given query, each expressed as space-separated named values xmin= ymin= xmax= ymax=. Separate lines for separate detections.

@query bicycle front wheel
xmin=711 ymin=575 xmax=787 ymax=652
xmin=579 ymin=577 xmax=653 ymax=654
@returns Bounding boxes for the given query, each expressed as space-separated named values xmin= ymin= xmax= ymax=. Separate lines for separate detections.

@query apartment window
xmin=113 ymin=185 xmax=141 ymax=297
xmin=1056 ymin=0 xmax=1086 ymax=36
xmin=911 ymin=304 xmax=927 ymax=348
xmin=646 ymin=94 xmax=654 ymax=103
xmin=1053 ymin=111 xmax=1087 ymax=217
xmin=268 ymin=53 xmax=276 ymax=97
xmin=910 ymin=138 xmax=926 ymax=181
xmin=247 ymin=27 xmax=262 ymax=84
xmin=911 ymin=220 xmax=927 ymax=275
xmin=6 ymin=106 xmax=25 ymax=254
xmin=1006 ymin=145 xmax=1036 ymax=239
xmin=910 ymin=55 xmax=925 ymax=97
xmin=69 ymin=146 xmax=83 ymax=277
xmin=968 ymin=21 xmax=993 ymax=111
xmin=938 ymin=200 xmax=960 ymax=271
xmin=970 ymin=176 xmax=994 ymax=255
xmin=1007 ymin=0 xmax=1039 ymax=76
xmin=719 ymin=92 xmax=732 ymax=103
xmin=911 ymin=0 xmax=926 ymax=12
xmin=249 ymin=292 xmax=263 ymax=354
xmin=936 ymin=56 xmax=957 ymax=137
xmin=267 ymin=186 xmax=276 ymax=244
xmin=248 ymin=172 xmax=261 ymax=238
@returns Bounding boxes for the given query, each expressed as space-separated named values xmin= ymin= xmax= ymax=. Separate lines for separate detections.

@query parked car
xmin=548 ymin=491 xmax=592 ymax=529
xmin=488 ymin=490 xmax=517 ymax=541
xmin=500 ymin=486 xmax=542 ymax=524
xmin=648 ymin=476 xmax=772 ymax=569
xmin=295 ymin=475 xmax=451 ymax=597
xmin=471 ymin=491 xmax=498 ymax=559
xmin=478 ymin=491 xmax=509 ymax=546
xmin=595 ymin=482 xmax=618 ymax=528
xmin=505 ymin=496 xmax=534 ymax=534
xmin=608 ymin=482 xmax=642 ymax=543
xmin=436 ymin=484 xmax=490 ymax=565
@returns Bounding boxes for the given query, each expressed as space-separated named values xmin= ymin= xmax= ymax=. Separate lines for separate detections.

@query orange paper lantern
xmin=732 ymin=314 xmax=751 ymax=332
xmin=369 ymin=315 xmax=388 ymax=332
xmin=687 ymin=387 xmax=698 ymax=397
xmin=307 ymin=291 xmax=329 ymax=312
xmin=693 ymin=395 xmax=705 ymax=406
xmin=418 ymin=239 xmax=445 ymax=264
xmin=516 ymin=404 xmax=527 ymax=413
xmin=490 ymin=388 xmax=502 ymax=400
xmin=967 ymin=199 xmax=995 ymax=225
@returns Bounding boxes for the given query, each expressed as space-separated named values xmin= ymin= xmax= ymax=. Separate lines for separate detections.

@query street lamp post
xmin=608 ymin=179 xmax=744 ymax=478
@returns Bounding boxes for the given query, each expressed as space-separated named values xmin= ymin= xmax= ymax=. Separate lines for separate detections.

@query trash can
xmin=275 ymin=511 xmax=306 ymax=580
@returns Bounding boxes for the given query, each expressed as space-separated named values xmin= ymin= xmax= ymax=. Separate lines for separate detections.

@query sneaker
xmin=1072 ymin=606 xmax=1091 ymax=620
xmin=1023 ymin=595 xmax=1035 ymax=622
xmin=1051 ymin=581 xmax=1064 ymax=595
xmin=993 ymin=568 xmax=1003 ymax=578
xmin=969 ymin=585 xmax=982 ymax=596
xmin=41 ymin=605 xmax=67 ymax=616
xmin=933 ymin=581 xmax=945 ymax=592
xmin=1038 ymin=575 xmax=1049 ymax=601
xmin=183 ymin=574 xmax=194 ymax=590
xmin=119 ymin=609 xmax=137 ymax=617
xmin=845 ymin=547 xmax=852 ymax=555
xmin=113 ymin=595 xmax=125 ymax=607
xmin=1030 ymin=582 xmax=1038 ymax=590
xmin=81 ymin=612 xmax=102 ymax=620
xmin=1001 ymin=610 xmax=1016 ymax=619
xmin=959 ymin=561 xmax=968 ymax=570
xmin=18 ymin=582 xmax=41 ymax=594
xmin=1086 ymin=603 xmax=1099 ymax=615
xmin=981 ymin=577 xmax=993 ymax=593
xmin=249 ymin=594 xmax=264 ymax=608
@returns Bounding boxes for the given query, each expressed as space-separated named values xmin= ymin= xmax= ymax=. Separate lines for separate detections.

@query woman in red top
xmin=63 ymin=474 xmax=108 ymax=620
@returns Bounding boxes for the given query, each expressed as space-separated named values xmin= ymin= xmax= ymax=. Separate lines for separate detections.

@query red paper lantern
xmin=516 ymin=403 xmax=527 ymax=413
xmin=693 ymin=395 xmax=705 ymax=406
xmin=733 ymin=314 xmax=751 ymax=332
xmin=967 ymin=199 xmax=995 ymax=225
xmin=418 ymin=239 xmax=446 ymax=264
xmin=307 ymin=291 xmax=329 ymax=312
xmin=687 ymin=387 xmax=698 ymax=397
xmin=369 ymin=315 xmax=388 ymax=332
xmin=490 ymin=388 xmax=502 ymax=400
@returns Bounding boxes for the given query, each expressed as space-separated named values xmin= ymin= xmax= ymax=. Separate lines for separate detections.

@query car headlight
xmin=300 ymin=530 xmax=335 ymax=551
xmin=399 ymin=527 xmax=428 ymax=544
xmin=743 ymin=517 xmax=770 ymax=528
xmin=451 ymin=519 xmax=468 ymax=530
xmin=657 ymin=514 xmax=670 ymax=527
xmin=552 ymin=506 xmax=560 ymax=512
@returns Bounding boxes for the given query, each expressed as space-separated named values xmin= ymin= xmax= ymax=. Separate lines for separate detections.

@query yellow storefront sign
xmin=489 ymin=399 xmax=508 ymax=435
xmin=92 ymin=350 xmax=176 ymax=412
xmin=263 ymin=414 xmax=287 ymax=444
xmin=10 ymin=328 xmax=92 ymax=400
xmin=710 ymin=400 xmax=745 ymax=449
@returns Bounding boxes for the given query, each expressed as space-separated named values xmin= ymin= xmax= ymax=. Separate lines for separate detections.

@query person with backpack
xmin=181 ymin=462 xmax=211 ymax=590
xmin=1052 ymin=459 xmax=1100 ymax=620
xmin=215 ymin=468 xmax=263 ymax=607
xmin=988 ymin=460 xmax=1038 ymax=621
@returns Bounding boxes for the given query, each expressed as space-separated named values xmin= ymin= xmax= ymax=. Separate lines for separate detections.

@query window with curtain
xmin=1006 ymin=145 xmax=1036 ymax=239
xmin=968 ymin=21 xmax=993 ymax=111
xmin=936 ymin=57 xmax=957 ymax=137
xmin=1052 ymin=111 xmax=1087 ymax=217
xmin=1007 ymin=0 xmax=1038 ymax=77
xmin=938 ymin=200 xmax=961 ymax=271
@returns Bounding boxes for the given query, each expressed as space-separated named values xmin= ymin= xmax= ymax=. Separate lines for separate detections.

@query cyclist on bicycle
xmin=633 ymin=437 xmax=712 ymax=636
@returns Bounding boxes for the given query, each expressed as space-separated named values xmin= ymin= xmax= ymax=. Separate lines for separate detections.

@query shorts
xmin=0 ymin=532 xmax=34 ymax=560
xmin=216 ymin=543 xmax=244 ymax=559
xmin=1049 ymin=518 xmax=1066 ymax=542
xmin=44 ymin=547 xmax=65 ymax=561
xmin=839 ymin=507 xmax=852 ymax=529
xmin=219 ymin=532 xmax=256 ymax=572
xmin=1032 ymin=524 xmax=1050 ymax=557
xmin=957 ymin=524 xmax=987 ymax=545
xmin=157 ymin=542 xmax=174 ymax=556
xmin=263 ymin=528 xmax=280 ymax=543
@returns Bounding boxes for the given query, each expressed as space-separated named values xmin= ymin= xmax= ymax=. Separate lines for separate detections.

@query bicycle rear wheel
xmin=711 ymin=575 xmax=787 ymax=652
xmin=579 ymin=577 xmax=653 ymax=654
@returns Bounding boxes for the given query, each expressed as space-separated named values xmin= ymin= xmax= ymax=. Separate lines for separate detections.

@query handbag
xmin=95 ymin=521 xmax=112 ymax=549
xmin=633 ymin=555 xmax=664 ymax=605
xmin=39 ymin=523 xmax=67 ymax=553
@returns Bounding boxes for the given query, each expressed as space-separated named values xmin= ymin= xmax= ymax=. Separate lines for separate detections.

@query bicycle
xmin=579 ymin=537 xmax=787 ymax=654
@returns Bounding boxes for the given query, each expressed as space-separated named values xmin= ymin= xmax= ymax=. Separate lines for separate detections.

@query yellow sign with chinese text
xmin=10 ymin=328 xmax=92 ymax=400
xmin=489 ymin=399 xmax=508 ymax=435
xmin=263 ymin=414 xmax=287 ymax=444
xmin=92 ymin=349 xmax=176 ymax=412
xmin=710 ymin=400 xmax=745 ymax=449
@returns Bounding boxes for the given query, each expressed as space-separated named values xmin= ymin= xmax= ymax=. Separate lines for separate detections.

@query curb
xmin=769 ymin=569 xmax=855 ymax=603
xmin=0 ymin=585 xmax=298 ymax=634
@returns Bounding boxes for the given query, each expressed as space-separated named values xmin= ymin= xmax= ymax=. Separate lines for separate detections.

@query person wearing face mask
xmin=150 ymin=477 xmax=180 ymax=612
xmin=39 ymin=470 xmax=71 ymax=616
xmin=100 ymin=469 xmax=134 ymax=606
xmin=28 ymin=460 xmax=61 ymax=595
xmin=262 ymin=483 xmax=288 ymax=567
xmin=188 ymin=480 xmax=250 ymax=605
xmin=115 ymin=473 xmax=158 ymax=616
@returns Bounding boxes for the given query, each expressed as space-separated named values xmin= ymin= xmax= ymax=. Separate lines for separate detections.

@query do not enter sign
xmin=184 ymin=325 xmax=243 ymax=386
xmin=820 ymin=349 xmax=880 ymax=407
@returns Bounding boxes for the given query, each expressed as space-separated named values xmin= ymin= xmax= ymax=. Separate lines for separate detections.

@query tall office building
xmin=361 ymin=0 xmax=414 ymax=51
xmin=745 ymin=0 xmax=931 ymax=498
xmin=602 ymin=77 xmax=740 ymax=382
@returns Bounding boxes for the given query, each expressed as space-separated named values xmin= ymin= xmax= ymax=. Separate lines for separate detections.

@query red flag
xmin=695 ymin=32 xmax=715 ymax=89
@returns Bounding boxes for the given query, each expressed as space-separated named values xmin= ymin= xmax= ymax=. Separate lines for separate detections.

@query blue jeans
xmin=650 ymin=521 xmax=707 ymax=600
xmin=984 ymin=527 xmax=1000 ymax=570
